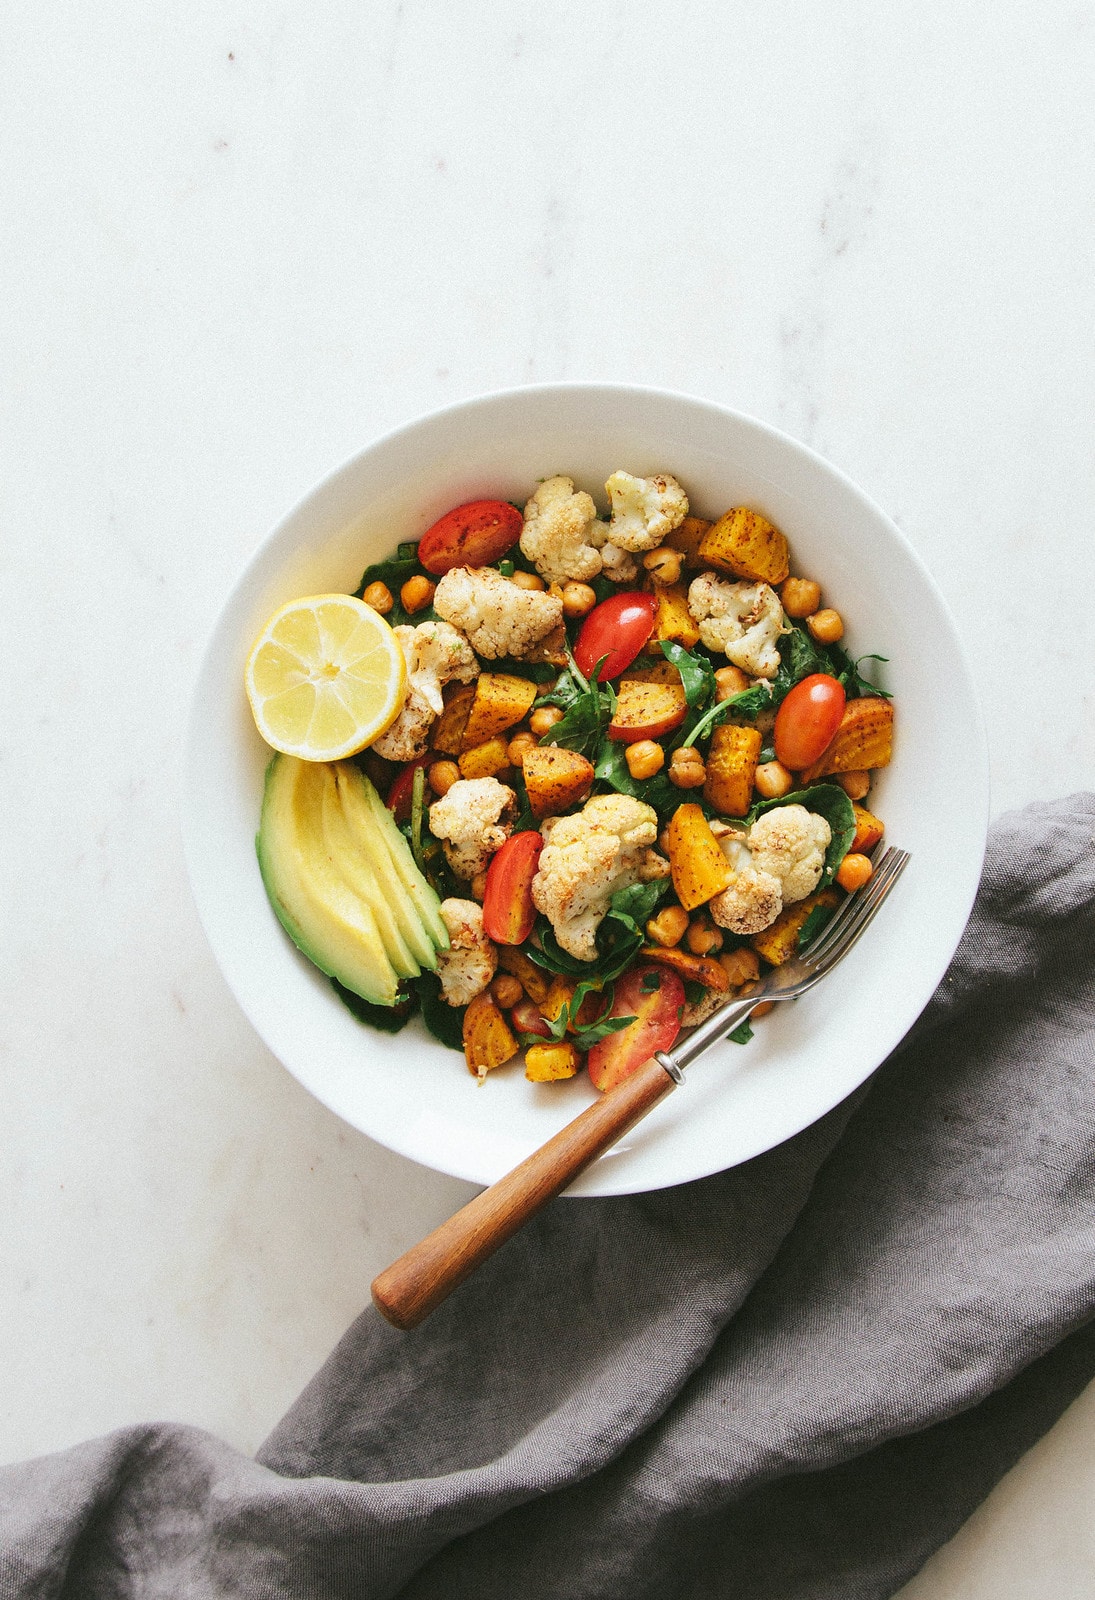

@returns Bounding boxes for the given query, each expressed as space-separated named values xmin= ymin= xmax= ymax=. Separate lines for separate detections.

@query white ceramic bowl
xmin=183 ymin=384 xmax=988 ymax=1196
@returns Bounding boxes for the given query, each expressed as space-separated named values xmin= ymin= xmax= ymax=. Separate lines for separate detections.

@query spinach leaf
xmin=357 ymin=554 xmax=419 ymax=595
xmin=798 ymin=900 xmax=837 ymax=949
xmin=526 ymin=876 xmax=672 ymax=989
xmin=492 ymin=657 xmax=558 ymax=685
xmin=747 ymin=782 xmax=856 ymax=885
xmin=827 ymin=644 xmax=893 ymax=700
xmin=682 ymin=979 xmax=707 ymax=1008
xmin=539 ymin=655 xmax=616 ymax=756
xmin=728 ymin=1018 xmax=755 ymax=1046
xmin=543 ymin=980 xmax=636 ymax=1049
xmin=723 ymin=681 xmax=774 ymax=719
xmin=415 ymin=972 xmax=466 ymax=1052
xmin=593 ymin=738 xmax=678 ymax=816
xmin=659 ymin=641 xmax=715 ymax=708
xmin=396 ymin=541 xmax=420 ymax=561
xmin=607 ymin=877 xmax=672 ymax=937
xmin=331 ymin=979 xmax=417 ymax=1033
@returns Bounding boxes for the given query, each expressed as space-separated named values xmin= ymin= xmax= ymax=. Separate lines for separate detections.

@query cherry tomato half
xmin=586 ymin=963 xmax=685 ymax=1092
xmin=417 ymin=499 xmax=523 ymax=575
xmin=773 ymin=674 xmax=846 ymax=770
xmin=482 ymin=831 xmax=544 ymax=945
xmin=573 ymin=591 xmax=657 ymax=682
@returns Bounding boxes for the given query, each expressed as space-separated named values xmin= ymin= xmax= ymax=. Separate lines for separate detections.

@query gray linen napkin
xmin=3 ymin=794 xmax=1094 ymax=1600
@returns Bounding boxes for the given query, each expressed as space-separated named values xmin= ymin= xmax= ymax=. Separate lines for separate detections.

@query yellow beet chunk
xmin=800 ymin=699 xmax=894 ymax=782
xmin=653 ymin=582 xmax=700 ymax=650
xmin=851 ymin=802 xmax=885 ymax=853
xmin=666 ymin=803 xmax=735 ymax=912
xmin=607 ymin=680 xmax=687 ymax=742
xmin=542 ymin=974 xmax=578 ymax=1027
xmin=462 ymin=994 xmax=519 ymax=1078
xmin=431 ymin=684 xmax=475 ymax=755
xmin=751 ymin=888 xmax=840 ymax=966
xmin=495 ymin=945 xmax=551 ymax=1005
xmin=525 ymin=1041 xmax=581 ymax=1081
xmin=703 ymin=724 xmax=762 ymax=817
xmin=620 ymin=660 xmax=684 ymax=687
xmin=461 ymin=673 xmax=538 ymax=750
xmin=458 ymin=737 xmax=511 ymax=781
xmin=522 ymin=746 xmax=595 ymax=819
xmin=664 ymin=514 xmax=713 ymax=570
xmin=698 ymin=508 xmax=790 ymax=585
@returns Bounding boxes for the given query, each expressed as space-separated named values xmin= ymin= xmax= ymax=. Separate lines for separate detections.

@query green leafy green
xmin=798 ymin=901 xmax=837 ymax=949
xmin=358 ymin=554 xmax=419 ymax=595
xmin=593 ymin=740 xmax=677 ymax=816
xmin=659 ymin=641 xmax=715 ymax=708
xmin=396 ymin=541 xmax=419 ymax=561
xmin=492 ymin=657 xmax=558 ymax=685
xmin=535 ymin=654 xmax=616 ymax=756
xmin=747 ymin=782 xmax=856 ymax=885
xmin=416 ymin=972 xmax=465 ymax=1052
xmin=526 ymin=877 xmax=672 ymax=989
xmin=827 ymin=644 xmax=892 ymax=700
xmin=607 ymin=877 xmax=672 ymax=938
xmin=728 ymin=1018 xmax=755 ymax=1046
xmin=543 ymin=980 xmax=636 ymax=1050
xmin=331 ymin=979 xmax=416 ymax=1033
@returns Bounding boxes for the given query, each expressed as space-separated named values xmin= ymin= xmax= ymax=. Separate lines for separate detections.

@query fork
xmin=371 ymin=846 xmax=910 ymax=1329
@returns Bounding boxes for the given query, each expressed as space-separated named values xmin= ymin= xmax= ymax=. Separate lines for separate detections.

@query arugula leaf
xmin=415 ymin=972 xmax=466 ymax=1052
xmin=396 ymin=541 xmax=419 ymax=561
xmin=526 ymin=877 xmax=672 ymax=989
xmin=539 ymin=655 xmax=616 ymax=756
xmin=722 ymin=681 xmax=774 ymax=719
xmin=747 ymin=782 xmax=856 ymax=885
xmin=331 ymin=979 xmax=417 ymax=1033
xmin=358 ymin=554 xmax=419 ymax=595
xmin=659 ymin=641 xmax=715 ymax=708
xmin=798 ymin=901 xmax=837 ymax=949
xmin=607 ymin=877 xmax=672 ymax=937
xmin=593 ymin=739 xmax=678 ymax=816
xmin=543 ymin=980 xmax=637 ymax=1049
xmin=728 ymin=1018 xmax=755 ymax=1046
xmin=827 ymin=644 xmax=893 ymax=700
xmin=682 ymin=979 xmax=707 ymax=1008
xmin=492 ymin=657 xmax=558 ymax=685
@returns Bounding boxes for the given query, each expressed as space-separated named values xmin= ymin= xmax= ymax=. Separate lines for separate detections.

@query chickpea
xmin=547 ymin=582 xmax=566 ymax=603
xmin=714 ymin=664 xmax=750 ymax=702
xmin=837 ymin=770 xmax=871 ymax=801
xmin=511 ymin=569 xmax=545 ymax=591
xmin=561 ymin=581 xmax=597 ymax=619
xmin=658 ymin=826 xmax=672 ymax=856
xmin=469 ymin=871 xmax=488 ymax=902
xmin=754 ymin=760 xmax=793 ymax=800
xmin=646 ymin=905 xmax=689 ymax=947
xmin=362 ymin=580 xmax=394 ymax=615
xmin=530 ymin=705 xmax=565 ymax=737
xmin=780 ymin=576 xmax=822 ymax=619
xmin=642 ymin=547 xmax=682 ymax=585
xmin=506 ymin=731 xmax=538 ymax=767
xmin=718 ymin=947 xmax=761 ymax=988
xmin=668 ymin=746 xmax=706 ymax=789
xmin=491 ymin=973 xmax=524 ymax=1010
xmin=750 ymin=1000 xmax=776 ymax=1019
xmin=401 ymin=574 xmax=436 ymax=614
xmin=806 ymin=608 xmax=844 ymax=645
xmin=428 ymin=759 xmax=460 ymax=797
xmin=686 ymin=918 xmax=723 ymax=956
xmin=836 ymin=853 xmax=874 ymax=892
xmin=625 ymin=739 xmax=665 ymax=781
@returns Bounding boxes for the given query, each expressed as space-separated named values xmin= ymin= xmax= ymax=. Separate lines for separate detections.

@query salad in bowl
xmin=244 ymin=467 xmax=894 ymax=1094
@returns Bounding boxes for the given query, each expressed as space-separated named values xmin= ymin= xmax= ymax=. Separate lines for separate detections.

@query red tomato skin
xmin=511 ymin=998 xmax=552 ymax=1039
xmin=482 ymin=831 xmax=544 ymax=945
xmin=773 ymin=674 xmax=847 ymax=770
xmin=385 ymin=756 xmax=431 ymax=824
xmin=586 ymin=963 xmax=685 ymax=1092
xmin=573 ymin=592 xmax=657 ymax=682
xmin=417 ymin=500 xmax=523 ymax=575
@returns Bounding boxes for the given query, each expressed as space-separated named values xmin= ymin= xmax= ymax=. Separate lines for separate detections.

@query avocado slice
xmin=319 ymin=770 xmax=421 ymax=980
xmin=257 ymin=754 xmax=400 ymax=1007
xmin=333 ymin=764 xmax=443 ymax=971
xmin=360 ymin=772 xmax=449 ymax=950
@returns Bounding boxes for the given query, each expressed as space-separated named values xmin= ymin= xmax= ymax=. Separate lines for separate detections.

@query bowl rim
xmin=183 ymin=381 xmax=990 ymax=1194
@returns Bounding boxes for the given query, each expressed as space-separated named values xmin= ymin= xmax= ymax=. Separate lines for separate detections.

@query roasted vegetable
xmin=496 ymin=944 xmax=551 ymax=1005
xmin=607 ymin=680 xmax=687 ymax=744
xmin=698 ymin=507 xmax=790 ymax=586
xmin=525 ymin=1041 xmax=581 ymax=1082
xmin=799 ymin=699 xmax=894 ymax=782
xmin=651 ymin=582 xmax=700 ymax=650
xmin=461 ymin=673 xmax=538 ymax=749
xmin=462 ymin=993 xmax=519 ymax=1077
xmin=751 ymin=887 xmax=840 ymax=966
xmin=638 ymin=944 xmax=729 ymax=990
xmin=522 ymin=746 xmax=596 ymax=819
xmin=431 ymin=684 xmax=475 ymax=755
xmin=665 ymin=803 xmax=735 ymax=911
xmin=851 ymin=802 xmax=885 ymax=853
xmin=703 ymin=724 xmax=762 ymax=817
xmin=664 ymin=514 xmax=713 ymax=570
xmin=458 ymin=737 xmax=512 ymax=781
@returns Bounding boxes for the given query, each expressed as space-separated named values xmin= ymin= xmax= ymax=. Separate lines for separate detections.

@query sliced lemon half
xmin=245 ymin=593 xmax=407 ymax=761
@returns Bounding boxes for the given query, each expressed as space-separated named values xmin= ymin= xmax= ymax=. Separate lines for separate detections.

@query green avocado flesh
xmin=256 ymin=755 xmax=448 ymax=1008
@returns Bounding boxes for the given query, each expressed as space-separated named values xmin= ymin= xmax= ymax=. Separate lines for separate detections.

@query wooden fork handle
xmin=370 ymin=1054 xmax=679 ymax=1329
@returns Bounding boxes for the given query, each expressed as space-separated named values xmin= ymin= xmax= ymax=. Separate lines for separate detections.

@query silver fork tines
xmin=658 ymin=846 xmax=911 ymax=1079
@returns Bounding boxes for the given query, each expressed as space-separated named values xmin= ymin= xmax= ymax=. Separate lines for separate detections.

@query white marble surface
xmin=2 ymin=0 xmax=1094 ymax=1590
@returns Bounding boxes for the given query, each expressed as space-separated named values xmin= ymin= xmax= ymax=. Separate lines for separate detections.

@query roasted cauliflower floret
xmin=747 ymin=804 xmax=831 ymax=904
xmin=428 ymin=776 xmax=517 ymax=880
xmin=708 ymin=833 xmax=784 ymax=936
xmin=372 ymin=620 xmax=478 ymax=761
xmin=604 ymin=470 xmax=689 ymax=553
xmin=531 ymin=794 xmax=670 ymax=962
xmin=433 ymin=565 xmax=564 ymax=660
xmin=589 ymin=523 xmax=638 ymax=584
xmin=680 ymin=986 xmax=727 ymax=1027
xmin=687 ymin=575 xmax=785 ymax=678
xmin=436 ymin=899 xmax=497 ymax=1007
xmin=519 ymin=476 xmax=604 ymax=586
